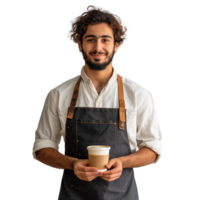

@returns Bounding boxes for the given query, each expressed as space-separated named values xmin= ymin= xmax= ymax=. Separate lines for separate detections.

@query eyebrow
xmin=84 ymin=35 xmax=112 ymax=39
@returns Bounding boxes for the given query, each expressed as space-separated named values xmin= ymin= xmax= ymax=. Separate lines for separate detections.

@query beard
xmin=81 ymin=46 xmax=115 ymax=71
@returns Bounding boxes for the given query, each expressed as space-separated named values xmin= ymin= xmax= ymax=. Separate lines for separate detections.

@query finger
xmin=77 ymin=170 xmax=99 ymax=177
xmin=91 ymin=168 xmax=99 ymax=173
xmin=99 ymin=176 xmax=119 ymax=182
xmin=80 ymin=167 xmax=99 ymax=176
xmin=100 ymin=171 xmax=121 ymax=178
xmin=100 ymin=168 xmax=120 ymax=176
xmin=100 ymin=176 xmax=107 ymax=181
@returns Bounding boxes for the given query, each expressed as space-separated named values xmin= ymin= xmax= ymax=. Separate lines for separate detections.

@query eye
xmin=88 ymin=39 xmax=108 ymax=42
xmin=87 ymin=39 xmax=95 ymax=42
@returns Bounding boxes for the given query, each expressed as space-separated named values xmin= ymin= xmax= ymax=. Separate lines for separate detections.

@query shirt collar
xmin=80 ymin=66 xmax=118 ymax=86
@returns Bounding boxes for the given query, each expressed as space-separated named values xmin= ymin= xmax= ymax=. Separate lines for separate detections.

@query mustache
xmin=89 ymin=51 xmax=107 ymax=55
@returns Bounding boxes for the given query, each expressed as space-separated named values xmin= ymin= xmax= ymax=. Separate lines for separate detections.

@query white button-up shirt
xmin=33 ymin=67 xmax=162 ymax=162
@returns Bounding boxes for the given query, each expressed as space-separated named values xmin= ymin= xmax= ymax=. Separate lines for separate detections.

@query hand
xmin=99 ymin=158 xmax=123 ymax=182
xmin=73 ymin=159 xmax=99 ymax=181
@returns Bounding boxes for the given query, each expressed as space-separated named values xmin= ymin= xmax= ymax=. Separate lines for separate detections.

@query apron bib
xmin=58 ymin=75 xmax=139 ymax=200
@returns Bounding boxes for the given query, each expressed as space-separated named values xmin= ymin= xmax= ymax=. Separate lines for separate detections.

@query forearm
xmin=35 ymin=148 xmax=78 ymax=170
xmin=119 ymin=147 xmax=158 ymax=168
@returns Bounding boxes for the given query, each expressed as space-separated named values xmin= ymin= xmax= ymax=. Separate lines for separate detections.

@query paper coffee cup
xmin=87 ymin=145 xmax=111 ymax=172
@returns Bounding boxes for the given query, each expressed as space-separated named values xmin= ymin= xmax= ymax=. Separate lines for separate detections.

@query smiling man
xmin=33 ymin=5 xmax=162 ymax=200
xmin=79 ymin=22 xmax=119 ymax=94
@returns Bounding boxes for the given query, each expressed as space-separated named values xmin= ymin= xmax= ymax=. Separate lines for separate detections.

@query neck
xmin=84 ymin=63 xmax=113 ymax=93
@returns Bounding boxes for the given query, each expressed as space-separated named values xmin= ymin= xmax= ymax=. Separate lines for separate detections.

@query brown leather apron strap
xmin=67 ymin=75 xmax=126 ymax=130
xmin=117 ymin=74 xmax=126 ymax=130
xmin=67 ymin=76 xmax=82 ymax=119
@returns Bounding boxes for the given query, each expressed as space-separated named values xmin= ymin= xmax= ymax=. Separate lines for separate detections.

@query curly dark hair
xmin=69 ymin=5 xmax=127 ymax=46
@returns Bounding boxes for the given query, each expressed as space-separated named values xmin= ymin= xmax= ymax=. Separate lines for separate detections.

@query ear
xmin=78 ymin=40 xmax=82 ymax=52
xmin=114 ymin=42 xmax=119 ymax=52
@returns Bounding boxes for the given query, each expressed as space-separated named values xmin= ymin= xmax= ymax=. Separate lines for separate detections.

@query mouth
xmin=91 ymin=54 xmax=105 ymax=58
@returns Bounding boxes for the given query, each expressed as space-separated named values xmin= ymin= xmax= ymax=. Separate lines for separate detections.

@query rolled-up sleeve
xmin=136 ymin=93 xmax=162 ymax=162
xmin=33 ymin=90 xmax=61 ymax=160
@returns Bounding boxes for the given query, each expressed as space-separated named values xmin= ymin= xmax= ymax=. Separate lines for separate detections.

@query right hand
xmin=73 ymin=159 xmax=99 ymax=181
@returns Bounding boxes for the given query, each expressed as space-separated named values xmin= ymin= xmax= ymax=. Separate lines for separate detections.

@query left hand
xmin=99 ymin=158 xmax=123 ymax=182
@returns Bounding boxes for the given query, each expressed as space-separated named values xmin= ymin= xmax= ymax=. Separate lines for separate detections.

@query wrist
xmin=118 ymin=154 xmax=135 ymax=168
xmin=71 ymin=158 xmax=78 ymax=170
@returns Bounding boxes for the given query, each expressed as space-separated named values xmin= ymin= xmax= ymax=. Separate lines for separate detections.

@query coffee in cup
xmin=87 ymin=145 xmax=111 ymax=172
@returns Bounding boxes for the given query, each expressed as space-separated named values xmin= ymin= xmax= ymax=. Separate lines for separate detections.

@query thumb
xmin=105 ymin=159 xmax=115 ymax=169
xmin=106 ymin=158 xmax=116 ymax=169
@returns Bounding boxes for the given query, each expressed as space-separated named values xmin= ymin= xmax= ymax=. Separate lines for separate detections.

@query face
xmin=78 ymin=23 xmax=119 ymax=70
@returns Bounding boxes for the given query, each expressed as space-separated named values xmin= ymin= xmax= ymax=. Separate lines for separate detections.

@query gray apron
xmin=58 ymin=75 xmax=139 ymax=200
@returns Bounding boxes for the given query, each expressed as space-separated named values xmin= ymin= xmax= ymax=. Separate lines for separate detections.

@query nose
xmin=93 ymin=39 xmax=103 ymax=53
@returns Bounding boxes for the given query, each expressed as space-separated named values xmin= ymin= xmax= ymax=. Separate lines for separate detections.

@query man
xmin=33 ymin=5 xmax=162 ymax=200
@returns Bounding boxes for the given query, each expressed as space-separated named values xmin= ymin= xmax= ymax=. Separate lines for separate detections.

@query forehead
xmin=83 ymin=23 xmax=114 ymax=39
